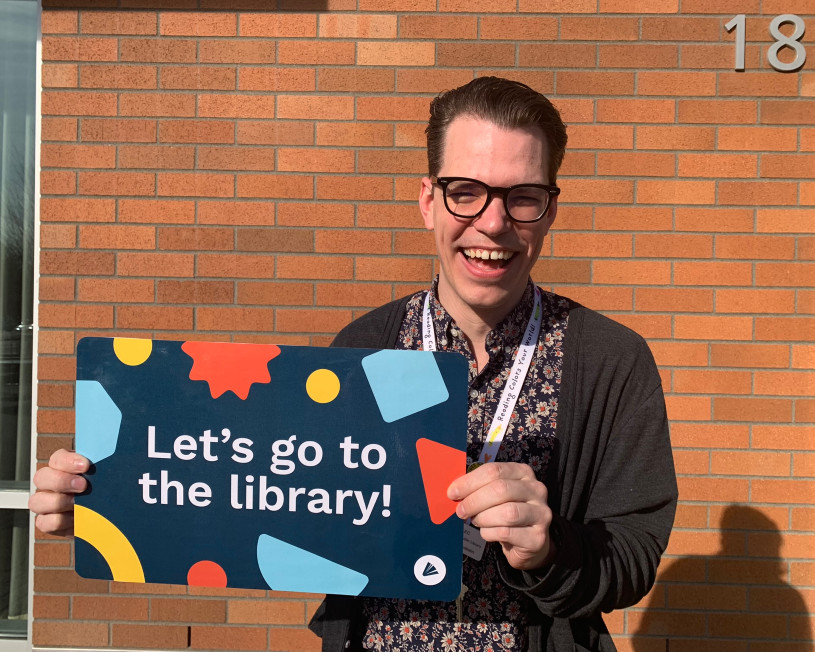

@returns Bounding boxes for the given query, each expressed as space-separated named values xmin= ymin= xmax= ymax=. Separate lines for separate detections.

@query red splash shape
xmin=187 ymin=560 xmax=227 ymax=587
xmin=181 ymin=341 xmax=281 ymax=400
xmin=416 ymin=438 xmax=466 ymax=525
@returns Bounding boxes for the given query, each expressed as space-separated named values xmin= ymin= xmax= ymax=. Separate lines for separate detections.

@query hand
xmin=447 ymin=462 xmax=555 ymax=570
xmin=28 ymin=449 xmax=89 ymax=538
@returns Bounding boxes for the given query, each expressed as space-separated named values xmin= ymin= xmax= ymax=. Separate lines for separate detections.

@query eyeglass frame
xmin=429 ymin=175 xmax=561 ymax=224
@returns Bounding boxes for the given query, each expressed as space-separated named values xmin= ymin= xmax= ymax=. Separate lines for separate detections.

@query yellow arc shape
xmin=306 ymin=368 xmax=341 ymax=403
xmin=74 ymin=504 xmax=145 ymax=583
xmin=113 ymin=338 xmax=153 ymax=366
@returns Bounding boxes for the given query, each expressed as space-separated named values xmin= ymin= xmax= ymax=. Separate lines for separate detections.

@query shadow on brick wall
xmin=41 ymin=1 xmax=330 ymax=10
xmin=632 ymin=504 xmax=812 ymax=652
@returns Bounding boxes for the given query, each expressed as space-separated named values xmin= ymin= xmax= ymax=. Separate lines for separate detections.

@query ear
xmin=419 ymin=176 xmax=435 ymax=231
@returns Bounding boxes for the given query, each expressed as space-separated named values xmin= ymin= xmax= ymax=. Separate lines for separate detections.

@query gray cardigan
xmin=310 ymin=294 xmax=677 ymax=652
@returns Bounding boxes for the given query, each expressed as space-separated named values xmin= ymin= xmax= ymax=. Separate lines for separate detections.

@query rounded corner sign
xmin=74 ymin=337 xmax=467 ymax=601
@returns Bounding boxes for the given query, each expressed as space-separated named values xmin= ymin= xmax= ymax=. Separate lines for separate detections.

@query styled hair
xmin=426 ymin=76 xmax=568 ymax=183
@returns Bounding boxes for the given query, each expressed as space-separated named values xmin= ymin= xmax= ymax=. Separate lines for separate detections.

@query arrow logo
xmin=422 ymin=562 xmax=439 ymax=577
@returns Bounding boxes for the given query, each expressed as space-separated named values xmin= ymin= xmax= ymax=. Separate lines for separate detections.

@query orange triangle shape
xmin=416 ymin=438 xmax=466 ymax=525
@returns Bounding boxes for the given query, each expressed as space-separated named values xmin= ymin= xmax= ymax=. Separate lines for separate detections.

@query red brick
xmin=641 ymin=17 xmax=721 ymax=41
xmin=793 ymin=345 xmax=815 ymax=369
xmin=197 ymin=254 xmax=275 ymax=279
xmin=42 ymin=36 xmax=118 ymax=61
xmin=716 ymin=235 xmax=795 ymax=260
xmin=636 ymin=234 xmax=712 ymax=258
xmin=678 ymin=153 xmax=757 ymax=179
xmin=316 ymin=122 xmax=392 ymax=147
xmin=237 ymin=174 xmax=313 ymax=199
xmin=81 ymin=11 xmax=157 ymax=35
xmin=560 ymin=16 xmax=638 ymax=40
xmin=196 ymin=307 xmax=276 ymax=332
xmin=159 ymin=226 xmax=232 ymax=251
xmin=43 ymin=63 xmax=78 ymax=88
xmin=600 ymin=44 xmax=678 ymax=69
xmin=636 ymin=288 xmax=712 ymax=313
xmin=196 ymin=200 xmax=273 ymax=226
xmin=762 ymin=154 xmax=815 ymax=180
xmin=358 ymin=150 xmax=425 ymax=175
xmin=520 ymin=43 xmax=596 ymax=69
xmin=41 ymin=170 xmax=76 ymax=195
xmin=41 ymin=224 xmax=76 ymax=249
xmin=758 ymin=209 xmax=815 ymax=234
xmin=190 ymin=626 xmax=267 ymax=650
xmin=552 ymin=286 xmax=632 ymax=312
xmin=674 ymin=315 xmax=753 ymax=341
xmin=78 ymin=278 xmax=155 ymax=303
xmin=237 ymin=121 xmax=313 ymax=146
xmin=160 ymin=12 xmax=236 ymax=36
xmin=277 ymin=95 xmax=353 ymax=121
xmin=82 ymin=117 xmax=156 ymax=143
xmin=40 ymin=197 xmax=114 ymax=223
xmin=594 ymin=206 xmax=672 ymax=232
xmin=79 ymin=224 xmax=155 ymax=249
xmin=159 ymin=119 xmax=235 ymax=144
xmin=552 ymin=233 xmax=631 ymax=258
xmin=637 ymin=126 xmax=715 ymax=151
xmin=318 ymin=67 xmax=393 ymax=93
xmin=40 ymin=277 xmax=75 ymax=302
xmin=648 ymin=341 xmax=708 ymax=367
xmin=596 ymin=152 xmax=673 ymax=177
xmin=238 ymin=282 xmax=313 ymax=306
xmin=119 ymin=199 xmax=195 ymax=224
xmin=42 ymin=117 xmax=78 ymax=141
xmin=756 ymin=317 xmax=815 ymax=341
xmin=80 ymin=64 xmax=157 ymax=89
xmin=710 ymin=343 xmax=788 ymax=369
xmin=118 ymin=252 xmax=194 ymax=277
xmin=117 ymin=305 xmax=193 ymax=330
xmin=315 ymin=229 xmax=391 ymax=255
xmin=678 ymin=100 xmax=756 ymax=124
xmin=755 ymin=371 xmax=815 ymax=397
xmin=158 ymin=173 xmax=234 ymax=198
xmin=356 ymin=96 xmax=431 ymax=121
xmin=120 ymin=38 xmax=197 ymax=63
xmin=558 ymin=179 xmax=633 ymax=204
xmin=639 ymin=72 xmax=716 ymax=97
xmin=719 ymin=72 xmax=799 ymax=97
xmin=278 ymin=148 xmax=354 ymax=174
xmin=277 ymin=256 xmax=353 ymax=280
xmin=762 ymin=100 xmax=815 ymax=125
xmin=33 ymin=622 xmax=109 ymax=647
xmin=40 ymin=304 xmax=113 ymax=329
xmin=317 ymin=176 xmax=392 ymax=201
xmin=42 ymin=10 xmax=78 ymax=34
xmin=596 ymin=99 xmax=675 ymax=124
xmin=716 ymin=289 xmax=795 ymax=314
xmin=175 ymin=95 xmax=261 ymax=119
xmin=674 ymin=262 xmax=753 ymax=286
xmin=714 ymin=398 xmax=792 ymax=423
xmin=238 ymin=67 xmax=314 ymax=92
xmin=158 ymin=280 xmax=234 ymax=304
xmin=227 ymin=599 xmax=305 ymax=625
xmin=757 ymin=264 xmax=815 ymax=288
xmin=120 ymin=92 xmax=196 ymax=118
xmin=556 ymin=71 xmax=635 ymax=96
xmin=112 ymin=624 xmax=188 ymax=648
xmin=73 ymin=596 xmax=148 ymax=620
xmin=161 ymin=66 xmax=237 ymax=91
xmin=276 ymin=308 xmax=352 ymax=334
xmin=33 ymin=595 xmax=71 ymax=619
xmin=239 ymin=13 xmax=317 ymax=37
xmin=718 ymin=126 xmax=798 ymax=152
xmin=152 ymin=597 xmax=226 ymax=622
xmin=318 ymin=14 xmax=396 ymax=38
xmin=568 ymin=125 xmax=633 ymax=150
xmin=675 ymin=208 xmax=753 ymax=233
xmin=674 ymin=369 xmax=752 ymax=395
xmin=42 ymin=90 xmax=117 ymax=116
xmin=278 ymin=40 xmax=355 ymax=65
xmin=278 ymin=203 xmax=355 ymax=228
xmin=41 ymin=250 xmax=115 ymax=275
xmin=315 ymin=283 xmax=394 ymax=308
xmin=237 ymin=228 xmax=312 ymax=253
xmin=199 ymin=40 xmax=275 ymax=64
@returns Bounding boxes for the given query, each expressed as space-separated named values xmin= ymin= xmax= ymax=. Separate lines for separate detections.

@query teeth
xmin=463 ymin=248 xmax=515 ymax=261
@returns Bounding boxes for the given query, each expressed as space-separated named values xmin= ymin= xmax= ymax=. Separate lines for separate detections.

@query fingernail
xmin=71 ymin=477 xmax=84 ymax=490
xmin=73 ymin=458 xmax=86 ymax=470
xmin=447 ymin=487 xmax=459 ymax=500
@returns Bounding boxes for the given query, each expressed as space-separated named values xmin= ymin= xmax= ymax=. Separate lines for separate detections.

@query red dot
xmin=187 ymin=560 xmax=227 ymax=588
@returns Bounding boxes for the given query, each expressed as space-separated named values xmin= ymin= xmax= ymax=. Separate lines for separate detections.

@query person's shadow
xmin=632 ymin=504 xmax=812 ymax=651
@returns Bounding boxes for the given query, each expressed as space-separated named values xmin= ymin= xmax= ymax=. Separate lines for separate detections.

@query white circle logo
xmin=413 ymin=555 xmax=446 ymax=586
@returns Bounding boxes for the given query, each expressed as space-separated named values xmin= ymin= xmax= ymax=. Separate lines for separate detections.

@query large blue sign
xmin=75 ymin=337 xmax=467 ymax=601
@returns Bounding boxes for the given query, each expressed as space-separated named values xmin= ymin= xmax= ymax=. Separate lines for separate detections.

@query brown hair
xmin=426 ymin=76 xmax=568 ymax=183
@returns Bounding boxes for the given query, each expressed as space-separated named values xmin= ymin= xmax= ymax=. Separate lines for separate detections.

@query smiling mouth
xmin=462 ymin=248 xmax=515 ymax=269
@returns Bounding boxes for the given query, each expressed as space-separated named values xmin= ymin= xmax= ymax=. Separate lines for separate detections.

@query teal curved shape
xmin=257 ymin=534 xmax=369 ymax=596
xmin=75 ymin=380 xmax=122 ymax=464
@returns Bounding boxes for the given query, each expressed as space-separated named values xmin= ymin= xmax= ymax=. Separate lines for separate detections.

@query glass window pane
xmin=0 ymin=0 xmax=37 ymax=490
xmin=0 ymin=509 xmax=28 ymax=638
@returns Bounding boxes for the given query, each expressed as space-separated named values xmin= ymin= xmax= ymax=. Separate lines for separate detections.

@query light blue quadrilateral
xmin=361 ymin=350 xmax=449 ymax=423
xmin=75 ymin=380 xmax=122 ymax=464
xmin=257 ymin=534 xmax=369 ymax=596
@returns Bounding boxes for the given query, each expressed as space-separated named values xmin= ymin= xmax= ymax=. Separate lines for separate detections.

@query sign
xmin=74 ymin=337 xmax=467 ymax=601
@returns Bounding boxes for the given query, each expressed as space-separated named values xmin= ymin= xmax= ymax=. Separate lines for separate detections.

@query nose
xmin=473 ymin=193 xmax=511 ymax=236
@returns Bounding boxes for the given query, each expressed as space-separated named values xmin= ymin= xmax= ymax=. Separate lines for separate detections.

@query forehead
xmin=440 ymin=116 xmax=549 ymax=184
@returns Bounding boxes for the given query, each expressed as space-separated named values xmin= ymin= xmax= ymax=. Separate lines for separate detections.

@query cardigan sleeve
xmin=498 ymin=308 xmax=678 ymax=619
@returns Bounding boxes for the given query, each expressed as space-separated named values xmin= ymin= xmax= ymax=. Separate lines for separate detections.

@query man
xmin=31 ymin=77 xmax=677 ymax=651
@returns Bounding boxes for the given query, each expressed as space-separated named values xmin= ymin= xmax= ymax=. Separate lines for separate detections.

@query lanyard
xmin=422 ymin=287 xmax=542 ymax=464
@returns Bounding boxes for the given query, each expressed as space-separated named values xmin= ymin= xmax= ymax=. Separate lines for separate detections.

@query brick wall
xmin=35 ymin=2 xmax=814 ymax=650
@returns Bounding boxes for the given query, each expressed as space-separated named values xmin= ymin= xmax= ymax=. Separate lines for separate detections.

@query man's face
xmin=419 ymin=116 xmax=557 ymax=325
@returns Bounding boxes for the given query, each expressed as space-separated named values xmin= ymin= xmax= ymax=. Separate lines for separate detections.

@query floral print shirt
xmin=358 ymin=278 xmax=571 ymax=652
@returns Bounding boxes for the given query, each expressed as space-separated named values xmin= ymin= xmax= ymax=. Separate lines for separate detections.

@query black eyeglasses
xmin=430 ymin=176 xmax=560 ymax=223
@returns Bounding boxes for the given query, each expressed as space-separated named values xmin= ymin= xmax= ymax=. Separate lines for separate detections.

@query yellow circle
xmin=306 ymin=369 xmax=341 ymax=404
xmin=113 ymin=338 xmax=153 ymax=366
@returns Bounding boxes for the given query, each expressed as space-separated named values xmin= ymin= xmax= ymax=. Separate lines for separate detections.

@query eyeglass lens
xmin=443 ymin=179 xmax=550 ymax=222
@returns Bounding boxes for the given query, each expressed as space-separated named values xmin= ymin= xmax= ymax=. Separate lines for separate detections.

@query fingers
xmin=29 ymin=449 xmax=89 ymax=538
xmin=33 ymin=512 xmax=75 ymax=538
xmin=32 ymin=465 xmax=87 ymax=494
xmin=28 ymin=485 xmax=78 ymax=537
xmin=450 ymin=462 xmax=545 ymax=521
xmin=49 ymin=449 xmax=90 ymax=475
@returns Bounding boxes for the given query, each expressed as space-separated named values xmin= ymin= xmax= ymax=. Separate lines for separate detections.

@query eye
xmin=446 ymin=182 xmax=485 ymax=204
